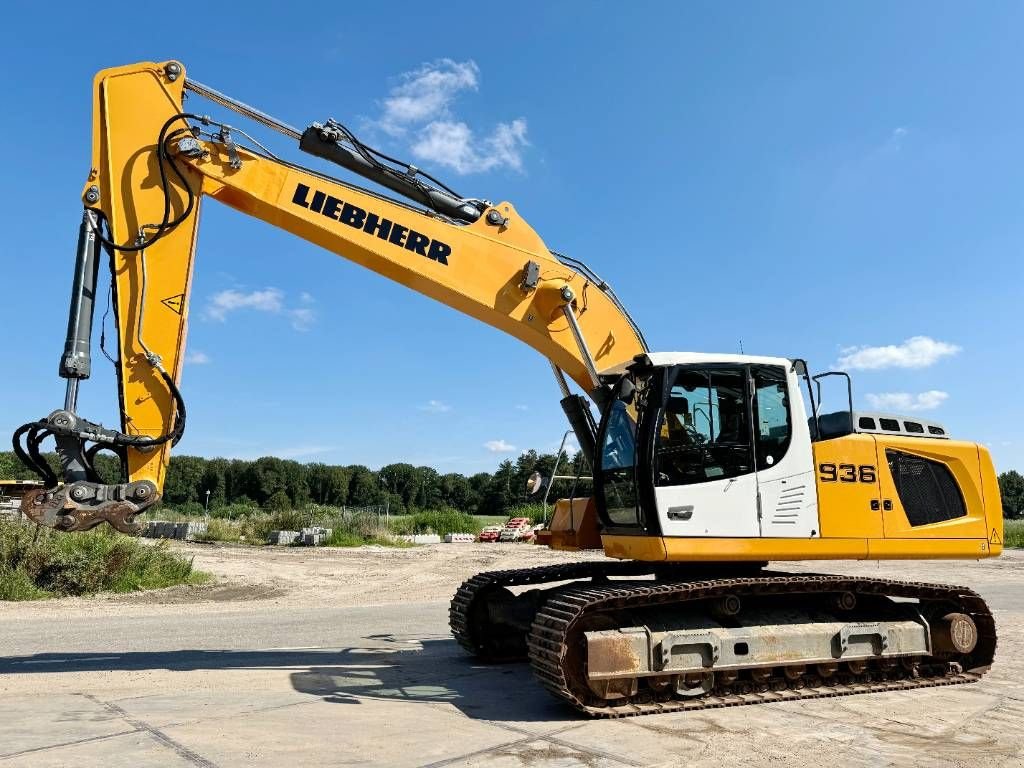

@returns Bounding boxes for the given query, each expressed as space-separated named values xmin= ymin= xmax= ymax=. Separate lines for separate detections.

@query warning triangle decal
xmin=161 ymin=294 xmax=185 ymax=316
xmin=990 ymin=528 xmax=1002 ymax=545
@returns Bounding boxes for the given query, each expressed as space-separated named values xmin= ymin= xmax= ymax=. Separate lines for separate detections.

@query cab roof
xmin=600 ymin=352 xmax=794 ymax=376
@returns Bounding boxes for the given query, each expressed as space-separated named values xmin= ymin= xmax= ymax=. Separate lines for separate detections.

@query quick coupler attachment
xmin=13 ymin=409 xmax=159 ymax=534
xmin=21 ymin=480 xmax=157 ymax=534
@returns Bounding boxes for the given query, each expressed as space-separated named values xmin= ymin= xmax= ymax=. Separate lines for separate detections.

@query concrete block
xmin=268 ymin=530 xmax=299 ymax=545
xmin=396 ymin=534 xmax=442 ymax=545
xmin=145 ymin=520 xmax=175 ymax=539
xmin=444 ymin=533 xmax=475 ymax=543
xmin=175 ymin=521 xmax=207 ymax=540
xmin=298 ymin=526 xmax=333 ymax=546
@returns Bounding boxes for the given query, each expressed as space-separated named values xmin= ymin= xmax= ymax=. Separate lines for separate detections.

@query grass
xmin=1003 ymin=519 xmax=1024 ymax=548
xmin=390 ymin=509 xmax=480 ymax=538
xmin=169 ymin=506 xmax=488 ymax=546
xmin=0 ymin=521 xmax=208 ymax=601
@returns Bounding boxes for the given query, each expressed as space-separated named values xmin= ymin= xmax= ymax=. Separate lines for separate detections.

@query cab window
xmin=752 ymin=366 xmax=791 ymax=470
xmin=598 ymin=399 xmax=640 ymax=525
xmin=654 ymin=367 xmax=753 ymax=486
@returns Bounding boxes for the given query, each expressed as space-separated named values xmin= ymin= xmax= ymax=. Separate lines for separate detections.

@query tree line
xmin=1001 ymin=470 xmax=1024 ymax=518
xmin=0 ymin=449 xmax=590 ymax=517
xmin=2 ymin=450 xmax=1021 ymax=518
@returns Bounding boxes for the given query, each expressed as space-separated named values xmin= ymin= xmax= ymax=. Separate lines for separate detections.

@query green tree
xmin=281 ymin=460 xmax=311 ymax=507
xmin=347 ymin=466 xmax=384 ymax=507
xmin=439 ymin=473 xmax=475 ymax=512
xmin=307 ymin=463 xmax=350 ymax=505
xmin=379 ymin=463 xmax=420 ymax=510
xmin=478 ymin=459 xmax=514 ymax=515
xmin=163 ymin=455 xmax=206 ymax=505
xmin=264 ymin=489 xmax=292 ymax=511
xmin=242 ymin=457 xmax=288 ymax=505
xmin=200 ymin=458 xmax=228 ymax=508
xmin=999 ymin=470 xmax=1024 ymax=518
xmin=414 ymin=466 xmax=442 ymax=509
xmin=0 ymin=451 xmax=28 ymax=480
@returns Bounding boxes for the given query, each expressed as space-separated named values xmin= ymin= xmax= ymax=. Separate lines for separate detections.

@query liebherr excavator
xmin=14 ymin=61 xmax=1002 ymax=718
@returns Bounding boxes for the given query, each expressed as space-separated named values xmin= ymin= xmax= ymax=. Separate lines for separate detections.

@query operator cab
xmin=594 ymin=352 xmax=819 ymax=539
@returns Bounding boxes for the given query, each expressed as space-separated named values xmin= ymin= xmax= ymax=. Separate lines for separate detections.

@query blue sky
xmin=1 ymin=3 xmax=1021 ymax=474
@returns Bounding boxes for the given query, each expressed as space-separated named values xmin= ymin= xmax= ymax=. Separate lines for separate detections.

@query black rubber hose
xmin=93 ymin=113 xmax=203 ymax=253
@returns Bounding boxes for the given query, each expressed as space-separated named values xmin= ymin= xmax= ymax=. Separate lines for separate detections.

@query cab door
xmin=652 ymin=366 xmax=760 ymax=538
xmin=751 ymin=365 xmax=819 ymax=537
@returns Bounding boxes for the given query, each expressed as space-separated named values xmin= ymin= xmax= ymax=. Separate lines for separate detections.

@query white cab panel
xmin=755 ymin=367 xmax=819 ymax=537
xmin=656 ymin=474 xmax=760 ymax=537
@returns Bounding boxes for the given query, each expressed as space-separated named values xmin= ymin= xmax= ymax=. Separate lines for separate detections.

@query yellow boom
xmin=64 ymin=60 xmax=644 ymax=509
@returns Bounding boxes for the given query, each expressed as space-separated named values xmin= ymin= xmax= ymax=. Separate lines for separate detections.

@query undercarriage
xmin=450 ymin=561 xmax=995 ymax=718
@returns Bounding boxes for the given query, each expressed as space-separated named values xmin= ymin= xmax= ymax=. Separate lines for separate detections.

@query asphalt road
xmin=2 ymin=553 xmax=1023 ymax=767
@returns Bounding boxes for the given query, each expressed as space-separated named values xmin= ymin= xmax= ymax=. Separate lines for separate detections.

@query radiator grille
xmin=885 ymin=450 xmax=966 ymax=526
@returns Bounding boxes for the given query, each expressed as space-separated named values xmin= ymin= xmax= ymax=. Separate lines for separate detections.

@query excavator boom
xmin=15 ymin=60 xmax=645 ymax=532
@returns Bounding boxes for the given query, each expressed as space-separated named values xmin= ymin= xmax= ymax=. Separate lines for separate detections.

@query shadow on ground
xmin=0 ymin=634 xmax=574 ymax=723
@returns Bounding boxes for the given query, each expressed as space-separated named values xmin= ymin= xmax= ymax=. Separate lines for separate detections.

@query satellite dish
xmin=526 ymin=471 xmax=546 ymax=496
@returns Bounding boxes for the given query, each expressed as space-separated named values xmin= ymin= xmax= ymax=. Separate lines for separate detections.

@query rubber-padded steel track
xmin=450 ymin=562 xmax=996 ymax=718
xmin=450 ymin=561 xmax=662 ymax=659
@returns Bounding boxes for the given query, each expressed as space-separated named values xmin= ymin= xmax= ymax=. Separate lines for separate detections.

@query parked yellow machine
xmin=13 ymin=61 xmax=1001 ymax=716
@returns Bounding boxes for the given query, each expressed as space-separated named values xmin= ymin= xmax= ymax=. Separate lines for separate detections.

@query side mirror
xmin=526 ymin=471 xmax=547 ymax=496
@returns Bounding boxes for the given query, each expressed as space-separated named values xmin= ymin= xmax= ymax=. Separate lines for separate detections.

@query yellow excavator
xmin=14 ymin=61 xmax=1002 ymax=717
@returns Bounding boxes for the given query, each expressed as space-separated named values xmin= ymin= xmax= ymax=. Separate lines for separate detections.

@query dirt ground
xmin=0 ymin=540 xmax=608 ymax=618
xmin=3 ymin=538 xmax=1020 ymax=616
xmin=2 ymin=543 xmax=1022 ymax=767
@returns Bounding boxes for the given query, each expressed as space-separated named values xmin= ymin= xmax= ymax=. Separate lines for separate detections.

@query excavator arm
xmin=14 ymin=60 xmax=646 ymax=533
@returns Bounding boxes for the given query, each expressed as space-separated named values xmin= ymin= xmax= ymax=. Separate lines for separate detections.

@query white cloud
xmin=377 ymin=59 xmax=479 ymax=135
xmin=865 ymin=390 xmax=949 ymax=412
xmin=205 ymin=288 xmax=283 ymax=321
xmin=411 ymin=118 xmax=528 ymax=174
xmin=886 ymin=126 xmax=909 ymax=151
xmin=419 ymin=400 xmax=452 ymax=413
xmin=837 ymin=336 xmax=961 ymax=370
xmin=514 ymin=404 xmax=529 ymax=412
xmin=185 ymin=350 xmax=210 ymax=365
xmin=370 ymin=59 xmax=528 ymax=175
xmin=484 ymin=439 xmax=516 ymax=453
xmin=205 ymin=287 xmax=316 ymax=331
xmin=288 ymin=307 xmax=316 ymax=331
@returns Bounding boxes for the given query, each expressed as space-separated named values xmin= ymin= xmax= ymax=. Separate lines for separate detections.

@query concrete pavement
xmin=2 ymin=555 xmax=1023 ymax=767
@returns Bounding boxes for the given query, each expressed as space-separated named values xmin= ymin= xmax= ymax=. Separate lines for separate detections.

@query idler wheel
xmin=931 ymin=613 xmax=978 ymax=655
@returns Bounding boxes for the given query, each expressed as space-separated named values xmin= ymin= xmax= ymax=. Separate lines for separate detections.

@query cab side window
xmin=752 ymin=366 xmax=791 ymax=470
xmin=654 ymin=368 xmax=753 ymax=486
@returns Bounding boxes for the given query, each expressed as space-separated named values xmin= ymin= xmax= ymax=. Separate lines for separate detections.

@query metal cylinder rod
xmin=561 ymin=304 xmax=601 ymax=389
xmin=63 ymin=379 xmax=79 ymax=413
xmin=59 ymin=209 xmax=102 ymax=411
xmin=550 ymin=362 xmax=572 ymax=399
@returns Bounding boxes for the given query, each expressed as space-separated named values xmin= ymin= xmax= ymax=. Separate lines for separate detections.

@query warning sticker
xmin=161 ymin=294 xmax=185 ymax=315
xmin=990 ymin=528 xmax=1002 ymax=545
